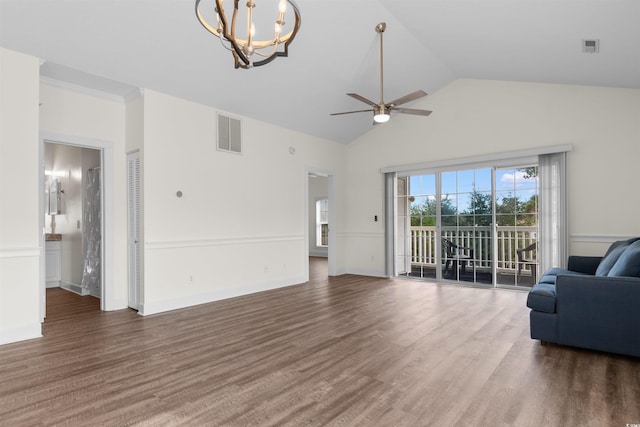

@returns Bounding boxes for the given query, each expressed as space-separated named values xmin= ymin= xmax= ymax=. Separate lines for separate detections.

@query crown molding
xmin=40 ymin=76 xmax=139 ymax=104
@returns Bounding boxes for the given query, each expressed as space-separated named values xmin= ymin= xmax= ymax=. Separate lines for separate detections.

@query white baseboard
xmin=139 ymin=275 xmax=306 ymax=316
xmin=0 ymin=323 xmax=42 ymax=345
xmin=103 ymin=298 xmax=128 ymax=311
xmin=309 ymin=250 xmax=328 ymax=257
xmin=344 ymin=268 xmax=387 ymax=278
xmin=60 ymin=281 xmax=90 ymax=296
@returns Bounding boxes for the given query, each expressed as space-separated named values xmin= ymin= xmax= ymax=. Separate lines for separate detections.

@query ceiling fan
xmin=331 ymin=22 xmax=432 ymax=124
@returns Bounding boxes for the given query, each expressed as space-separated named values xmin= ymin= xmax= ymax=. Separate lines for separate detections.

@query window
xmin=316 ymin=198 xmax=328 ymax=247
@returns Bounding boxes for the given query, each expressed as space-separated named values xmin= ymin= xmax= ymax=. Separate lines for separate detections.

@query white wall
xmin=308 ymin=176 xmax=328 ymax=257
xmin=125 ymin=95 xmax=144 ymax=152
xmin=0 ymin=48 xmax=41 ymax=344
xmin=139 ymin=90 xmax=345 ymax=314
xmin=39 ymin=82 xmax=129 ymax=310
xmin=343 ymin=79 xmax=640 ymax=276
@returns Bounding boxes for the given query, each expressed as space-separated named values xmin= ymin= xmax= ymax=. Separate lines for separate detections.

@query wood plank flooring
xmin=1 ymin=257 xmax=638 ymax=426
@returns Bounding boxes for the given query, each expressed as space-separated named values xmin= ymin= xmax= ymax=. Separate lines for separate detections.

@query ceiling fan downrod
xmin=376 ymin=22 xmax=386 ymax=107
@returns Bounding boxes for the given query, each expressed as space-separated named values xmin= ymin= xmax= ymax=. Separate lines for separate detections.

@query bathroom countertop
xmin=45 ymin=233 xmax=62 ymax=241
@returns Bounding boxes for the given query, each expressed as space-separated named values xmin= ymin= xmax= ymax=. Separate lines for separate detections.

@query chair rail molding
xmin=0 ymin=247 xmax=40 ymax=258
xmin=571 ymin=234 xmax=637 ymax=244
xmin=145 ymin=235 xmax=304 ymax=251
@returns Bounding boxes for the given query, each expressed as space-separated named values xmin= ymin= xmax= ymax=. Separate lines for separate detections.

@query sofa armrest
xmin=567 ymin=256 xmax=602 ymax=275
xmin=555 ymin=274 xmax=640 ymax=357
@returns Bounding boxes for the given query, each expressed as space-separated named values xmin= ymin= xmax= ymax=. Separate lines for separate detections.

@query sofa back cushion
xmin=608 ymin=240 xmax=640 ymax=278
xmin=596 ymin=244 xmax=629 ymax=276
xmin=596 ymin=238 xmax=640 ymax=276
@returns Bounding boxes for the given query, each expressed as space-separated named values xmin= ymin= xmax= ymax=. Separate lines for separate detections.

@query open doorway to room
xmin=40 ymin=135 xmax=112 ymax=323
xmin=306 ymin=171 xmax=335 ymax=281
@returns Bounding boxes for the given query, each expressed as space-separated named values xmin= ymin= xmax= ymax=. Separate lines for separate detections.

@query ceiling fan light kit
xmin=331 ymin=22 xmax=432 ymax=123
xmin=195 ymin=0 xmax=301 ymax=69
xmin=373 ymin=105 xmax=390 ymax=123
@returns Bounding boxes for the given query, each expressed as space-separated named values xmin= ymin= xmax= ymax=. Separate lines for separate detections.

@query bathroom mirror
xmin=48 ymin=179 xmax=62 ymax=215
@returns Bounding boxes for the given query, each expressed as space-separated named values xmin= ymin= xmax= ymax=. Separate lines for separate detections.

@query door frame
xmin=39 ymin=132 xmax=114 ymax=320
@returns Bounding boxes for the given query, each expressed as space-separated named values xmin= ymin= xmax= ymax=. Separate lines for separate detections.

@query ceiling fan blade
xmin=392 ymin=107 xmax=432 ymax=116
xmin=388 ymin=90 xmax=427 ymax=107
xmin=347 ymin=93 xmax=378 ymax=107
xmin=330 ymin=109 xmax=373 ymax=116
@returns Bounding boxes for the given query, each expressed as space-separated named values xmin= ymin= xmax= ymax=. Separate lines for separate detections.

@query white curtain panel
xmin=384 ymin=172 xmax=396 ymax=277
xmin=538 ymin=151 xmax=569 ymax=273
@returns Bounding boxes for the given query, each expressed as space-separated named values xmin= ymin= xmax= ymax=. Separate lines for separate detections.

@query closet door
xmin=127 ymin=151 xmax=142 ymax=310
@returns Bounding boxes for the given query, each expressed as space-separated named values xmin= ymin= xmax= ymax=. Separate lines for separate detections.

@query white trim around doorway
xmin=39 ymin=132 xmax=115 ymax=318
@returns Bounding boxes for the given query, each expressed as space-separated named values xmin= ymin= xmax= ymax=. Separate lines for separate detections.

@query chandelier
xmin=195 ymin=0 xmax=302 ymax=69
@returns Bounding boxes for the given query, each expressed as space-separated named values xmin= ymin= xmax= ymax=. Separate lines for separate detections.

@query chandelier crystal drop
xmin=195 ymin=0 xmax=301 ymax=69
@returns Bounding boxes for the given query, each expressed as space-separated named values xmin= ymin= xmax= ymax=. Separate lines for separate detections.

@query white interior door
xmin=127 ymin=151 xmax=142 ymax=310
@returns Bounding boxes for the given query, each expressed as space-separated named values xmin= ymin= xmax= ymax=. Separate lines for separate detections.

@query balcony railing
xmin=408 ymin=226 xmax=537 ymax=273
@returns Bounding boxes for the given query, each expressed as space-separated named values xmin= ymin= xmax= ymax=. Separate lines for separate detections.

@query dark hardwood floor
xmin=0 ymin=257 xmax=638 ymax=426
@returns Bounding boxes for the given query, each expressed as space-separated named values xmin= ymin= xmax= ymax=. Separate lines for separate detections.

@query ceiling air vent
xmin=217 ymin=113 xmax=242 ymax=154
xmin=582 ymin=39 xmax=600 ymax=54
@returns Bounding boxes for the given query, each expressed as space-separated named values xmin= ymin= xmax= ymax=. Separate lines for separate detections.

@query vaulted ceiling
xmin=1 ymin=0 xmax=638 ymax=143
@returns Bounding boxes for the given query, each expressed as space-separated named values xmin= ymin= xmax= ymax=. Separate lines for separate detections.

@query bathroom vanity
xmin=45 ymin=234 xmax=62 ymax=288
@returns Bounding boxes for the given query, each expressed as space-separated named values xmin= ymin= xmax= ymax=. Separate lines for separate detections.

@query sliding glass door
xmin=395 ymin=164 xmax=539 ymax=288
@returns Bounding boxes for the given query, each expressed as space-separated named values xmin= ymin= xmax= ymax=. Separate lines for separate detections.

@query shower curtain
xmin=81 ymin=167 xmax=101 ymax=297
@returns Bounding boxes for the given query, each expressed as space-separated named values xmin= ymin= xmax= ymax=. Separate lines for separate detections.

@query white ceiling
xmin=1 ymin=0 xmax=638 ymax=143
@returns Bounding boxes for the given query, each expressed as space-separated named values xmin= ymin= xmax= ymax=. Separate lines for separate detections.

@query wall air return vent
xmin=582 ymin=39 xmax=600 ymax=54
xmin=217 ymin=113 xmax=242 ymax=154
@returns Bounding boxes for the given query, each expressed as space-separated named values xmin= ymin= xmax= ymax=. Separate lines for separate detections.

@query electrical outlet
xmin=188 ymin=275 xmax=193 ymax=284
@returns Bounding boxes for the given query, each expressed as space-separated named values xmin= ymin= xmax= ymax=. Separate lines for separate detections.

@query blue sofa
xmin=526 ymin=238 xmax=640 ymax=357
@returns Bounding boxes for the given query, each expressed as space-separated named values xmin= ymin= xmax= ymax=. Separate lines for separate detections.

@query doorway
xmin=305 ymin=170 xmax=336 ymax=280
xmin=43 ymin=142 xmax=102 ymax=299
xmin=39 ymin=134 xmax=113 ymax=321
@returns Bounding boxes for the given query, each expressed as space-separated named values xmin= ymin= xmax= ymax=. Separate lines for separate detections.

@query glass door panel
xmin=441 ymin=168 xmax=493 ymax=285
xmin=396 ymin=174 xmax=437 ymax=279
xmin=495 ymin=167 xmax=539 ymax=288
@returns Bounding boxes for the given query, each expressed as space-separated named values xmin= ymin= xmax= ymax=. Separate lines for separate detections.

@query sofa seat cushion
xmin=527 ymin=283 xmax=557 ymax=313
xmin=538 ymin=268 xmax=589 ymax=285
xmin=608 ymin=240 xmax=640 ymax=277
